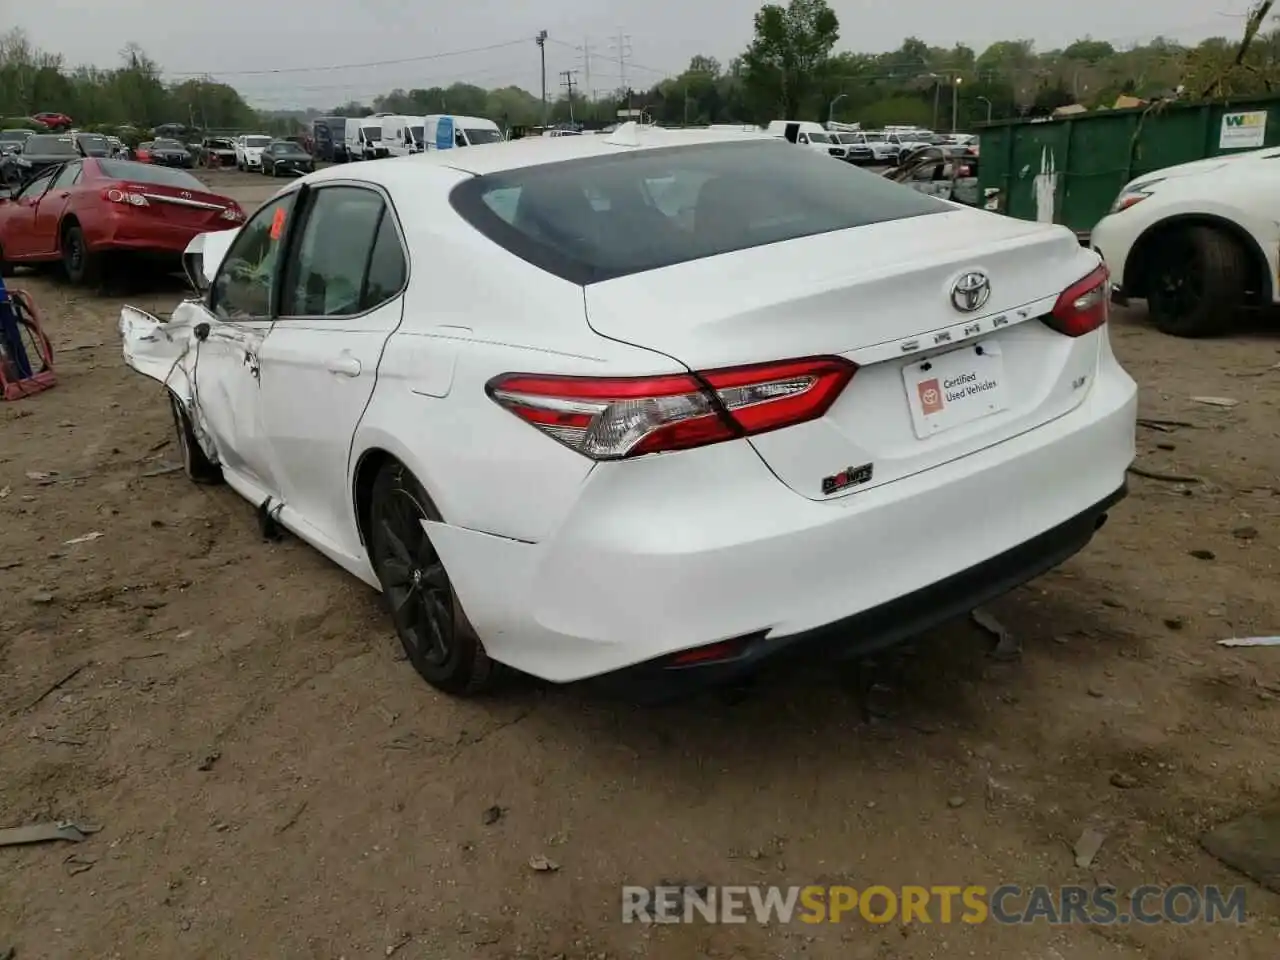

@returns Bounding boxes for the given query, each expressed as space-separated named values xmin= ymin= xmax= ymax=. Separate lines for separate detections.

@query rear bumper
xmin=427 ymin=343 xmax=1138 ymax=689
xmin=93 ymin=216 xmax=211 ymax=255
xmin=591 ymin=482 xmax=1126 ymax=700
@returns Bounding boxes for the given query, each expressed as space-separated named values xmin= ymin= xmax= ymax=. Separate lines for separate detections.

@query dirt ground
xmin=3 ymin=168 xmax=1280 ymax=959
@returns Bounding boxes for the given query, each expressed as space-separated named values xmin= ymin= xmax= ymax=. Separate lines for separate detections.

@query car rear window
xmin=25 ymin=135 xmax=77 ymax=155
xmin=98 ymin=160 xmax=205 ymax=189
xmin=449 ymin=139 xmax=947 ymax=285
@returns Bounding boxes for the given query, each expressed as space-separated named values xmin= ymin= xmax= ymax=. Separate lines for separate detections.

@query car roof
xmin=307 ymin=123 xmax=773 ymax=180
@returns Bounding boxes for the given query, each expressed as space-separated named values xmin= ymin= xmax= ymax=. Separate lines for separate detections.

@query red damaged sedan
xmin=0 ymin=158 xmax=245 ymax=284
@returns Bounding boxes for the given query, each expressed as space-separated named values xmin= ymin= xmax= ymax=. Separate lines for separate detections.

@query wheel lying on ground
xmin=367 ymin=461 xmax=498 ymax=695
xmin=1146 ymin=225 xmax=1248 ymax=338
xmin=61 ymin=224 xmax=101 ymax=287
xmin=169 ymin=393 xmax=223 ymax=484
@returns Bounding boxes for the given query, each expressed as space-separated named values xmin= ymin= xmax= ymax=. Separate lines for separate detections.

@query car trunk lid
xmin=123 ymin=180 xmax=232 ymax=230
xmin=583 ymin=209 xmax=1107 ymax=500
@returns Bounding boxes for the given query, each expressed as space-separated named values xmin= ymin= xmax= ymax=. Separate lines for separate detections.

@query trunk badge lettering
xmin=900 ymin=339 xmax=919 ymax=353
xmin=822 ymin=463 xmax=874 ymax=496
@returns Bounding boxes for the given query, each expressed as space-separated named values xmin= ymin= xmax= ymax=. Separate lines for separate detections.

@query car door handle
xmin=326 ymin=354 xmax=362 ymax=377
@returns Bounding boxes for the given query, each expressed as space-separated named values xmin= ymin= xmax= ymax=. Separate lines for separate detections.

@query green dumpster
xmin=978 ymin=94 xmax=1280 ymax=237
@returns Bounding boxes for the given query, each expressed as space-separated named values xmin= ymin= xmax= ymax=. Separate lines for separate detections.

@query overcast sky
xmin=11 ymin=0 xmax=1256 ymax=108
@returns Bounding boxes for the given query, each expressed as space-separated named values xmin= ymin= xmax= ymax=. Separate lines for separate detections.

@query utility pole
xmin=560 ymin=69 xmax=579 ymax=124
xmin=579 ymin=38 xmax=592 ymax=119
xmin=610 ymin=30 xmax=633 ymax=116
xmin=535 ymin=30 xmax=548 ymax=125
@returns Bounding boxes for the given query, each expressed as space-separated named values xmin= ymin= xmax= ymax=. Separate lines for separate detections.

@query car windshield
xmin=451 ymin=139 xmax=947 ymax=284
xmin=273 ymin=142 xmax=308 ymax=156
xmin=808 ymin=132 xmax=833 ymax=143
xmin=409 ymin=126 xmax=424 ymax=143
xmin=361 ymin=126 xmax=382 ymax=141
xmin=210 ymin=138 xmax=234 ymax=149
xmin=77 ymin=134 xmax=109 ymax=153
xmin=154 ymin=139 xmax=185 ymax=150
xmin=837 ymin=134 xmax=862 ymax=143
xmin=464 ymin=128 xmax=502 ymax=145
xmin=97 ymin=160 xmax=205 ymax=189
xmin=865 ymin=134 xmax=886 ymax=142
xmin=244 ymin=136 xmax=272 ymax=147
xmin=24 ymin=135 xmax=77 ymax=156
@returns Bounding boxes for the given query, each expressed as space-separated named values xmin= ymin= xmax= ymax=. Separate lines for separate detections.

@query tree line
xmin=4 ymin=0 xmax=1280 ymax=139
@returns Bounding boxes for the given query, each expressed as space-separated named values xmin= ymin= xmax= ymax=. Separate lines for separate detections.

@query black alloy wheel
xmin=368 ymin=462 xmax=496 ymax=695
xmin=61 ymin=224 xmax=99 ymax=286
xmin=1146 ymin=226 xmax=1246 ymax=338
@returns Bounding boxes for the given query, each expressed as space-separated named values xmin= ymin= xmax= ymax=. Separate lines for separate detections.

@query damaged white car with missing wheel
xmin=120 ymin=124 xmax=1138 ymax=700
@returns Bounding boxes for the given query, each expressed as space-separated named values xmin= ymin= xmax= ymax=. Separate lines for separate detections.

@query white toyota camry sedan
xmin=120 ymin=123 xmax=1137 ymax=699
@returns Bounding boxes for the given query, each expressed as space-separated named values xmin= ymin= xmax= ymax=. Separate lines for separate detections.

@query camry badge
xmin=951 ymin=271 xmax=991 ymax=313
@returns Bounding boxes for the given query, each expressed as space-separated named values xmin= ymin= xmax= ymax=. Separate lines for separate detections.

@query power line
xmin=164 ymin=37 xmax=534 ymax=78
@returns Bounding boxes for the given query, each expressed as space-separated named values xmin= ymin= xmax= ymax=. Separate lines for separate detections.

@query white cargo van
xmin=765 ymin=120 xmax=850 ymax=160
xmin=382 ymin=116 xmax=425 ymax=157
xmin=423 ymin=115 xmax=503 ymax=150
xmin=344 ymin=117 xmax=387 ymax=161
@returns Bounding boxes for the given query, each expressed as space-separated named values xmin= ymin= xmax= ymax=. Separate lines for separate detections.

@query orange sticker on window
xmin=269 ymin=206 xmax=286 ymax=240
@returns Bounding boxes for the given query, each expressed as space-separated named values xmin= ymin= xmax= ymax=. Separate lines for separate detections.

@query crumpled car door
xmin=119 ymin=301 xmax=278 ymax=496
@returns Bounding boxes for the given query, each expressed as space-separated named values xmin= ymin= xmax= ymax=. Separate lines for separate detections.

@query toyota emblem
xmin=950 ymin=271 xmax=991 ymax=313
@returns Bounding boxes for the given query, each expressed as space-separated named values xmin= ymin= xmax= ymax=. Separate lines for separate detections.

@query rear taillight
xmin=104 ymin=188 xmax=148 ymax=207
xmin=487 ymin=356 xmax=856 ymax=460
xmin=1045 ymin=264 xmax=1109 ymax=337
xmin=221 ymin=205 xmax=245 ymax=222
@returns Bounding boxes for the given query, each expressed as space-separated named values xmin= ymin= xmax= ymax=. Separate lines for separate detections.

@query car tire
xmin=1146 ymin=226 xmax=1248 ymax=338
xmin=61 ymin=224 xmax=100 ymax=287
xmin=367 ymin=461 xmax=499 ymax=696
xmin=169 ymin=393 xmax=223 ymax=485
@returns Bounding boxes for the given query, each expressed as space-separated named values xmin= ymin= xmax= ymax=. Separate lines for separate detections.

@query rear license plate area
xmin=903 ymin=341 xmax=1007 ymax=439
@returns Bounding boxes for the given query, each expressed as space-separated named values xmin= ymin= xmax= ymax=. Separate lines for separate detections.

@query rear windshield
xmin=98 ymin=160 xmax=205 ymax=189
xmin=450 ymin=139 xmax=946 ymax=284
xmin=244 ymin=136 xmax=272 ymax=147
xmin=153 ymin=139 xmax=185 ymax=149
xmin=273 ymin=142 xmax=309 ymax=156
xmin=25 ymin=135 xmax=77 ymax=155
xmin=464 ymin=127 xmax=502 ymax=145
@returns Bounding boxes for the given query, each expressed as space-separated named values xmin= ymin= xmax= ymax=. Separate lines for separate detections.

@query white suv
xmin=837 ymin=132 xmax=900 ymax=165
xmin=235 ymin=134 xmax=273 ymax=171
xmin=1091 ymin=147 xmax=1280 ymax=336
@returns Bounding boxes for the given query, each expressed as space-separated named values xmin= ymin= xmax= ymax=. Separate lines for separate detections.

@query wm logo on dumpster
xmin=1225 ymin=114 xmax=1264 ymax=128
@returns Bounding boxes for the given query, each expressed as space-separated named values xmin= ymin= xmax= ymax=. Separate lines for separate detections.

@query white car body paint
xmin=1091 ymin=145 xmax=1280 ymax=304
xmin=121 ymin=125 xmax=1138 ymax=686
